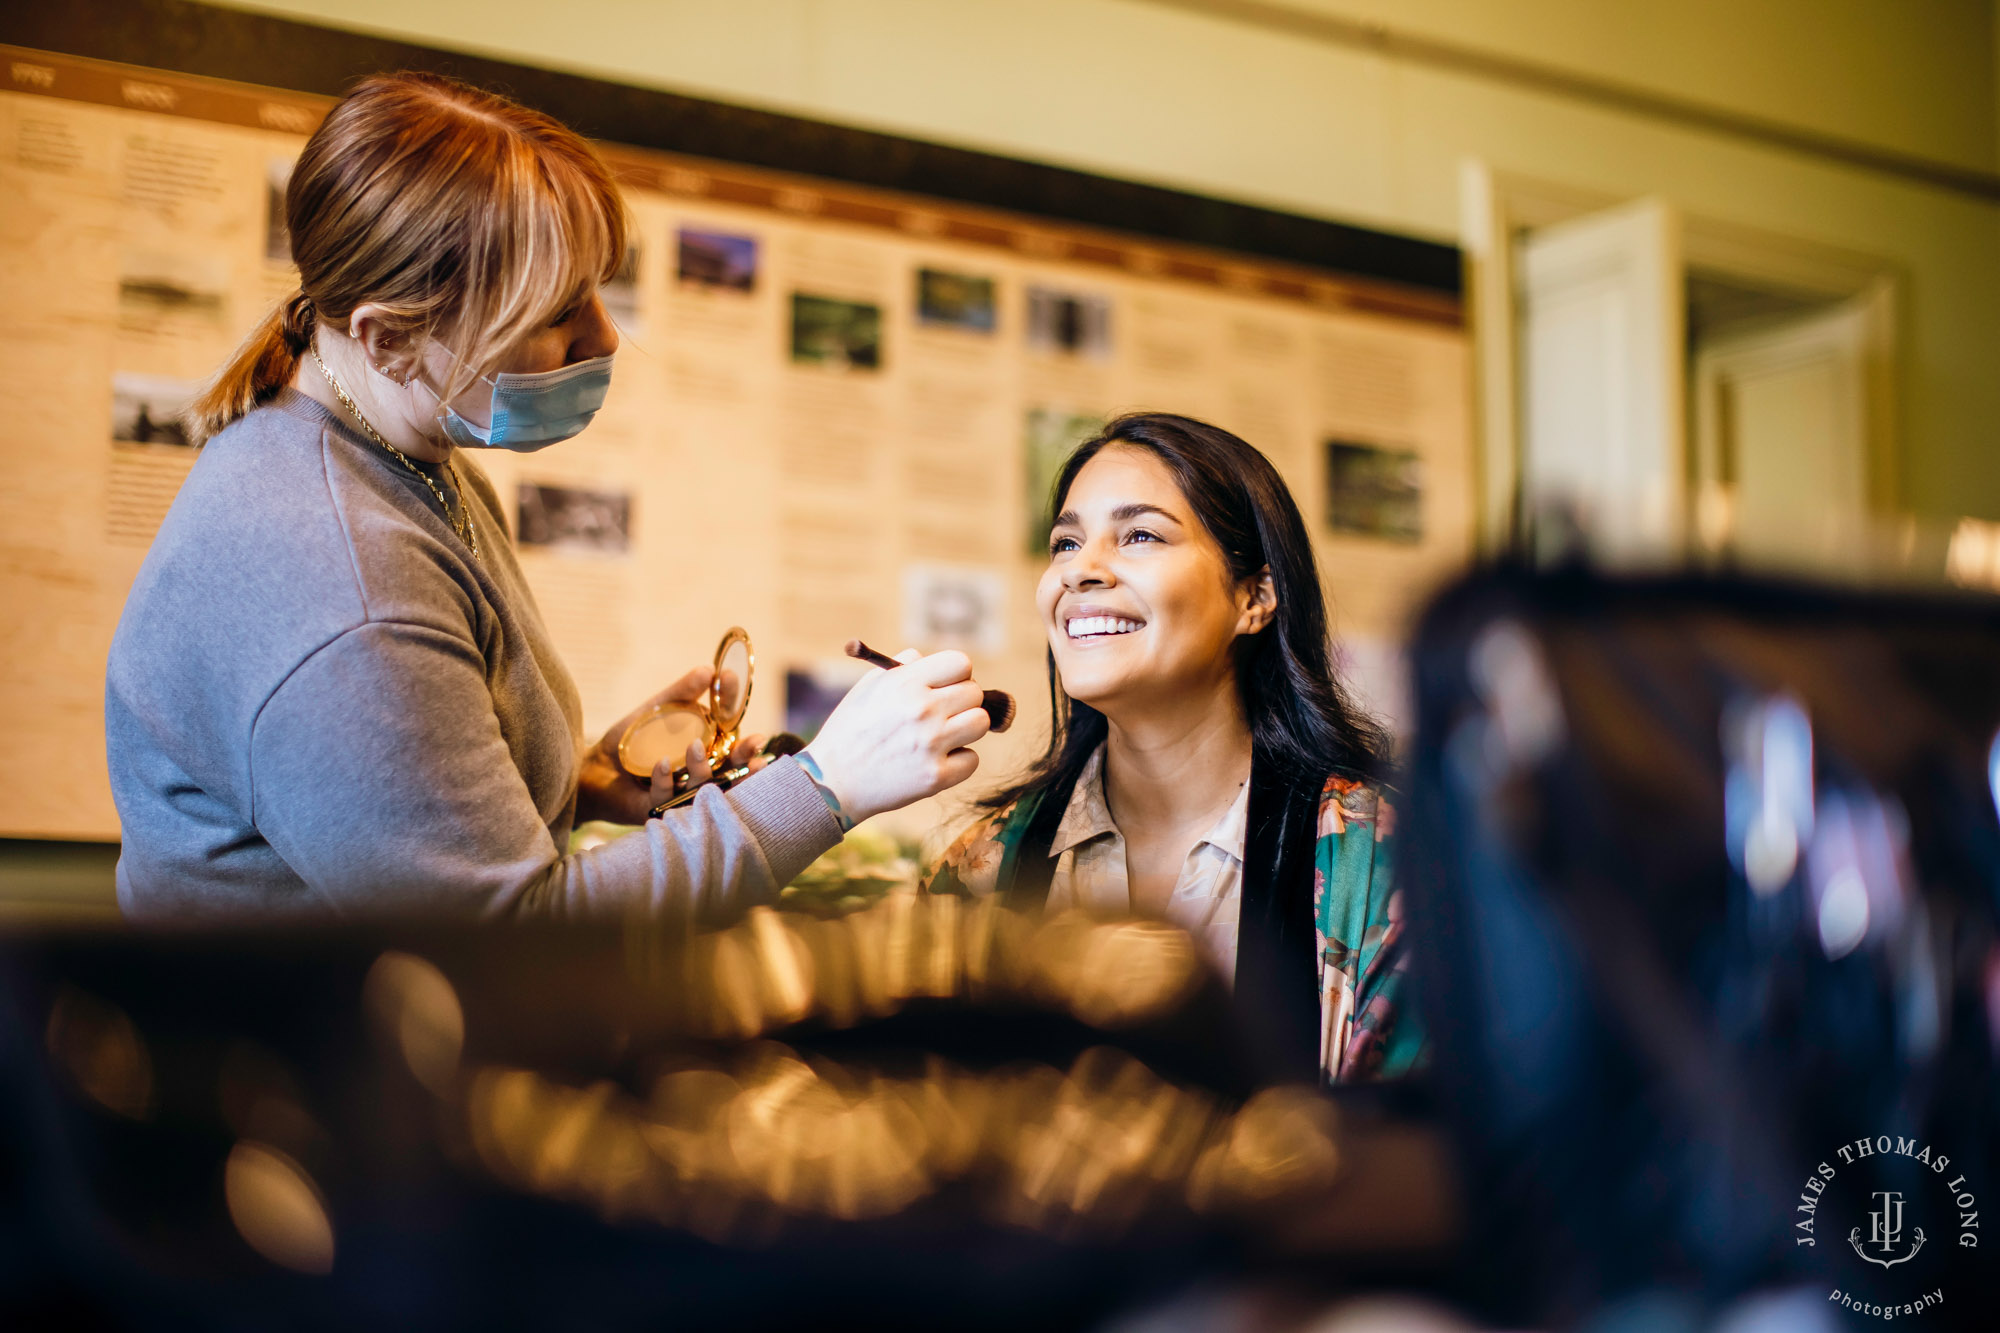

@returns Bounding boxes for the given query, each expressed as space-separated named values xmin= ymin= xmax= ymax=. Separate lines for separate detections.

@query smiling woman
xmin=924 ymin=414 xmax=1421 ymax=1083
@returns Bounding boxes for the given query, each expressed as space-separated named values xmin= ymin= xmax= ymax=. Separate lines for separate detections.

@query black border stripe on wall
xmin=0 ymin=0 xmax=1459 ymax=296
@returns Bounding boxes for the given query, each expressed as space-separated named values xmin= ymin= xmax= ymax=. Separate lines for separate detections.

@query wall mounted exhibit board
xmin=0 ymin=43 xmax=1471 ymax=845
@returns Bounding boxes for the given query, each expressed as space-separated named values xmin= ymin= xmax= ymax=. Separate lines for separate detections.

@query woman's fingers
xmin=939 ymin=705 xmax=993 ymax=753
xmin=683 ymin=739 xmax=713 ymax=786
xmin=640 ymin=733 xmax=773 ymax=810
xmin=936 ymin=745 xmax=982 ymax=789
xmin=627 ymin=665 xmax=713 ymax=721
xmin=929 ymin=680 xmax=984 ymax=720
xmin=898 ymin=649 xmax=974 ymax=687
xmin=646 ymin=746 xmax=695 ymax=806
xmin=659 ymin=665 xmax=714 ymax=705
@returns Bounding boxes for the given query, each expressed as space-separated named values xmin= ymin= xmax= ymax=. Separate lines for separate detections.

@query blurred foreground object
xmin=1403 ymin=568 xmax=2000 ymax=1328
xmin=0 ymin=900 xmax=1451 ymax=1331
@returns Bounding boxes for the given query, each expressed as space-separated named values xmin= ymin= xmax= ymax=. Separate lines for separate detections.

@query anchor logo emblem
xmin=1849 ymin=1190 xmax=1926 ymax=1268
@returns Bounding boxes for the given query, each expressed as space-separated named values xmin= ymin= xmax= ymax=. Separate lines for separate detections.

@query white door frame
xmin=1460 ymin=161 xmax=1899 ymax=556
xmin=1691 ymin=298 xmax=1874 ymax=565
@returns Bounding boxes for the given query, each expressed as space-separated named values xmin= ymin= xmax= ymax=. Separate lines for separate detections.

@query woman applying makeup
xmin=925 ymin=414 xmax=1419 ymax=1082
xmin=105 ymin=73 xmax=989 ymax=920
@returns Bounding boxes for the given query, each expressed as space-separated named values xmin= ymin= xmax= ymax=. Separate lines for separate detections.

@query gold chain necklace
xmin=308 ymin=347 xmax=481 ymax=561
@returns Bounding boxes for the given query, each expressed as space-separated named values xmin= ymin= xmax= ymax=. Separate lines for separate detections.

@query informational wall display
xmin=0 ymin=47 xmax=1470 ymax=843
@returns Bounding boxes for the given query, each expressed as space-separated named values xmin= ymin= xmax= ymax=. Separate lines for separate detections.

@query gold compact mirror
xmin=619 ymin=627 xmax=795 ymax=812
xmin=712 ymin=627 xmax=752 ymax=735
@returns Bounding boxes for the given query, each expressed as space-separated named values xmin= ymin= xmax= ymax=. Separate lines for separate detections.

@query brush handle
xmin=844 ymin=639 xmax=1015 ymax=734
xmin=843 ymin=640 xmax=903 ymax=672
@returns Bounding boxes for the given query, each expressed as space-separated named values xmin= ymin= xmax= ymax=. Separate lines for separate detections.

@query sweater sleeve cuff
xmin=722 ymin=754 xmax=846 ymax=888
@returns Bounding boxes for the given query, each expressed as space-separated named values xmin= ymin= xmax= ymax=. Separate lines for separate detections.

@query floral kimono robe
xmin=923 ymin=772 xmax=1422 ymax=1082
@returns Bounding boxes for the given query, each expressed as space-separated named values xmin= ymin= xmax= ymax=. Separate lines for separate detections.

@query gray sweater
xmin=106 ymin=389 xmax=841 ymax=921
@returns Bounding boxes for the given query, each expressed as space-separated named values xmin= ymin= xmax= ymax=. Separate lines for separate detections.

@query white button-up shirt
xmin=1043 ymin=744 xmax=1251 ymax=983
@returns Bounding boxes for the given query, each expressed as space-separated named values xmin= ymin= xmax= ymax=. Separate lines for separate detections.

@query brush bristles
xmin=982 ymin=690 xmax=1016 ymax=734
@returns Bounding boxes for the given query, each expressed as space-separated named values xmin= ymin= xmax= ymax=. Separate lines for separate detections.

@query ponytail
xmin=182 ymin=289 xmax=316 ymax=446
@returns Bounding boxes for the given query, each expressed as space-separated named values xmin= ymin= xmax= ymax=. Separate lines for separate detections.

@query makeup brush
xmin=845 ymin=639 xmax=1016 ymax=733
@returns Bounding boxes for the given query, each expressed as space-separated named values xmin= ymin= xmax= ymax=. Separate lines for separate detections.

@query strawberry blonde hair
xmin=187 ymin=71 xmax=627 ymax=444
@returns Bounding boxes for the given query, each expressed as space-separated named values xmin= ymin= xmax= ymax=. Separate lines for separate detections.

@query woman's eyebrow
xmin=1050 ymin=502 xmax=1184 ymax=529
xmin=1109 ymin=502 xmax=1182 ymax=525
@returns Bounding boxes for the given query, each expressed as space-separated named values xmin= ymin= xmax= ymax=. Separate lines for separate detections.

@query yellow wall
xmin=200 ymin=0 xmax=2000 ymax=520
xmin=1271 ymin=0 xmax=1998 ymax=172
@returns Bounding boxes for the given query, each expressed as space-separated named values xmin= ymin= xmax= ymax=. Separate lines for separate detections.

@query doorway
xmin=1462 ymin=163 xmax=1898 ymax=573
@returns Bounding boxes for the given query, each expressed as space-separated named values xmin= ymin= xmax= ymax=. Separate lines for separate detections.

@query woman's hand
xmin=575 ymin=666 xmax=770 ymax=825
xmin=801 ymin=649 xmax=992 ymax=826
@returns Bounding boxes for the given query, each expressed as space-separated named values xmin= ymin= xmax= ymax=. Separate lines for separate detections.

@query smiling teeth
xmin=1068 ymin=616 xmax=1143 ymax=638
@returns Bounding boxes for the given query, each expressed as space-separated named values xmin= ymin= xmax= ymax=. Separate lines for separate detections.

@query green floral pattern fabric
xmin=924 ymin=773 xmax=1423 ymax=1083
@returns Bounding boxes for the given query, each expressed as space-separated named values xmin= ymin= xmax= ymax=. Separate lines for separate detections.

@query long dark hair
xmin=985 ymin=412 xmax=1392 ymax=812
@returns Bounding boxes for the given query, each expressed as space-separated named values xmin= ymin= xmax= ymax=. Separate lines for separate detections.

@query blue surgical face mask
xmin=421 ymin=352 xmax=615 ymax=452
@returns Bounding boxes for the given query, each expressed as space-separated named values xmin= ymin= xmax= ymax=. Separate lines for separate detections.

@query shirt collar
xmin=1205 ymin=775 xmax=1251 ymax=861
xmin=1049 ymin=742 xmax=1252 ymax=863
xmin=1050 ymin=744 xmax=1117 ymax=858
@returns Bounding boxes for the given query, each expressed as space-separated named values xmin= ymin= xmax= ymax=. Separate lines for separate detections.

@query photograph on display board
xmin=110 ymin=374 xmax=201 ymax=449
xmin=263 ymin=157 xmax=293 ymax=265
xmin=602 ymin=242 xmax=642 ymax=333
xmin=675 ymin=227 xmax=758 ymax=292
xmin=1025 ymin=285 xmax=1111 ymax=359
xmin=790 ymin=293 xmax=883 ymax=371
xmin=516 ymin=482 xmax=633 ymax=555
xmin=916 ymin=268 xmax=997 ymax=333
xmin=1325 ymin=439 xmax=1423 ymax=543
xmin=903 ymin=563 xmax=1007 ymax=656
xmin=118 ymin=250 xmax=228 ymax=333
xmin=1023 ymin=406 xmax=1103 ymax=555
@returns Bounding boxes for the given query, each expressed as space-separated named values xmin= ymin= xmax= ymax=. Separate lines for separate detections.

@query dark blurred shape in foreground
xmin=0 ymin=900 xmax=1451 ymax=1331
xmin=1405 ymin=568 xmax=1999 ymax=1328
xmin=4 ymin=568 xmax=1998 ymax=1329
